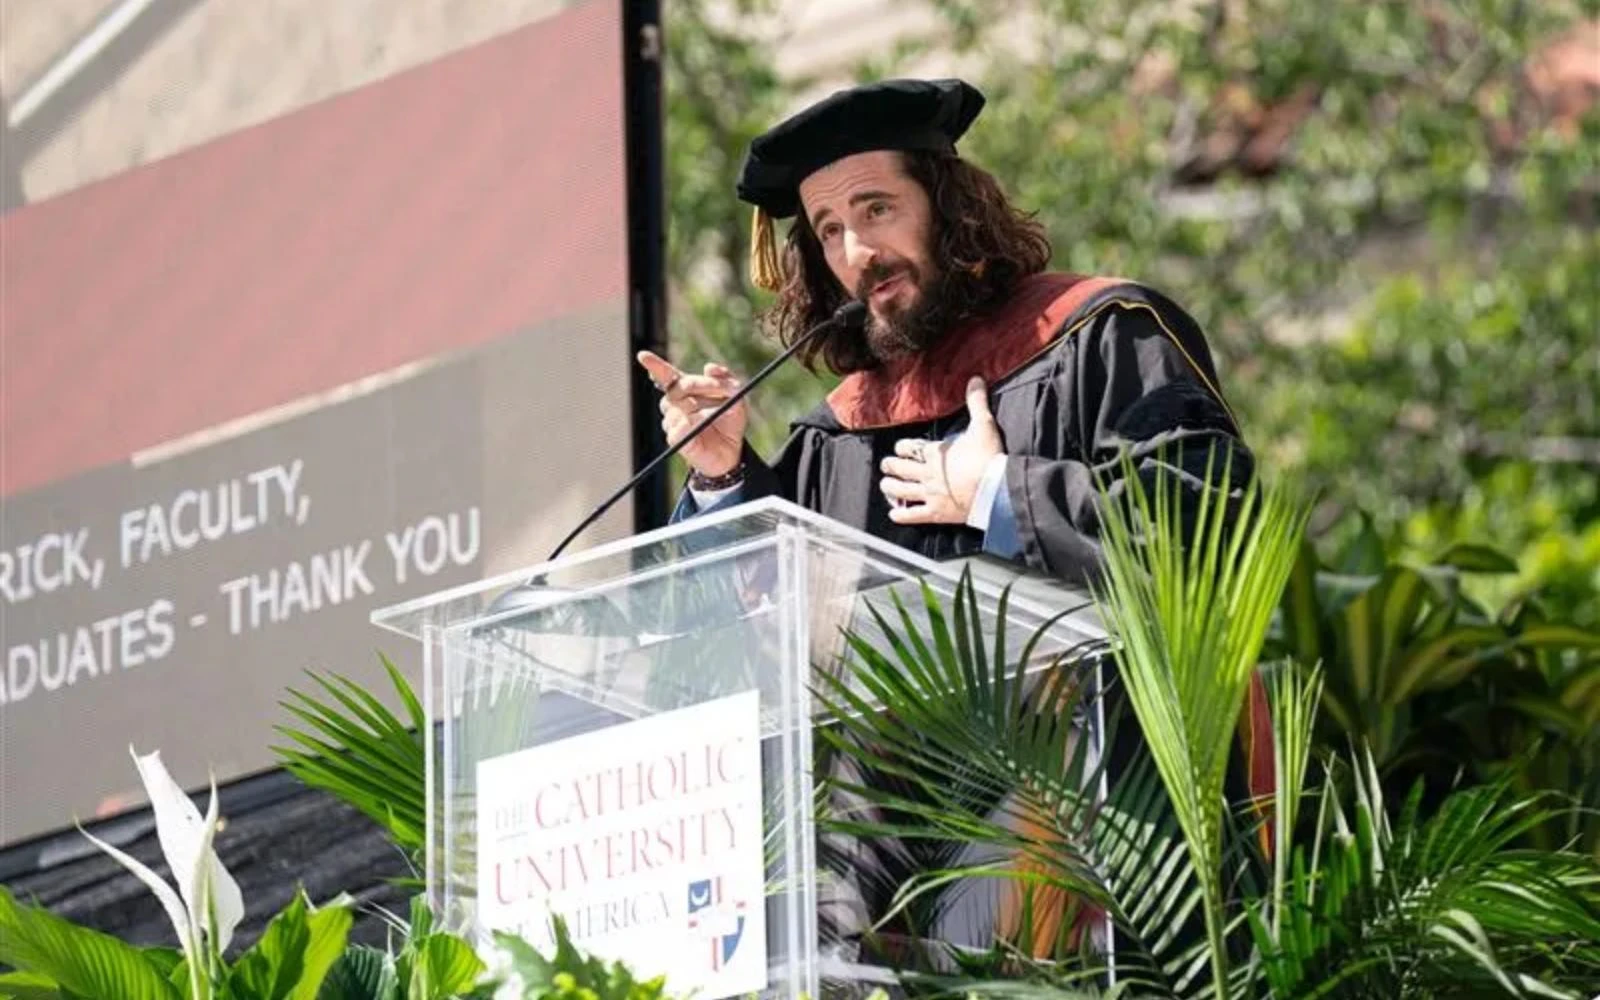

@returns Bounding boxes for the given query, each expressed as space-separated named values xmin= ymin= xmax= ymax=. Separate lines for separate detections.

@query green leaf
xmin=492 ymin=916 xmax=665 ymax=1000
xmin=406 ymin=935 xmax=485 ymax=1000
xmin=1094 ymin=456 xmax=1310 ymax=994
xmin=1555 ymin=661 xmax=1600 ymax=725
xmin=276 ymin=706 xmax=419 ymax=794
xmin=1336 ymin=511 xmax=1387 ymax=576
xmin=406 ymin=894 xmax=434 ymax=943
xmin=1432 ymin=543 xmax=1520 ymax=575
xmin=316 ymin=946 xmax=398 ymax=1000
xmin=0 ymin=888 xmax=182 ymax=1000
xmin=1372 ymin=567 xmax=1432 ymax=704
xmin=163 ymin=959 xmax=191 ymax=993
xmin=1430 ymin=909 xmax=1519 ymax=996
xmin=311 ymin=673 xmax=410 ymax=744
xmin=1385 ymin=624 xmax=1507 ymax=704
xmin=1513 ymin=625 xmax=1600 ymax=652
xmin=289 ymin=897 xmax=353 ymax=1000
xmin=221 ymin=893 xmax=351 ymax=1000
xmin=1280 ymin=539 xmax=1325 ymax=673
xmin=381 ymin=654 xmax=427 ymax=735
xmin=272 ymin=657 xmax=427 ymax=859
xmin=227 ymin=891 xmax=312 ymax=1000
xmin=1338 ymin=565 xmax=1434 ymax=709
xmin=0 ymin=971 xmax=71 ymax=1000
xmin=489 ymin=932 xmax=551 ymax=994
xmin=137 ymin=949 xmax=184 ymax=980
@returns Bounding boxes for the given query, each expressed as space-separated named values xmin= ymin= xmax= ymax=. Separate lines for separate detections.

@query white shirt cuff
xmin=965 ymin=454 xmax=1009 ymax=531
xmin=688 ymin=483 xmax=742 ymax=510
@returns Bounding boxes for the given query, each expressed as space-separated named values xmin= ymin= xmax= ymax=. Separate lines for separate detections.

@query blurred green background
xmin=662 ymin=0 xmax=1599 ymax=629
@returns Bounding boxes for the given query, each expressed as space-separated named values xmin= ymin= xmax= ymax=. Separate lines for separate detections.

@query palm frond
xmin=813 ymin=459 xmax=1600 ymax=999
xmin=1092 ymin=450 xmax=1311 ymax=996
xmin=270 ymin=654 xmax=426 ymax=863
xmin=1258 ymin=747 xmax=1600 ymax=998
xmin=815 ymin=571 xmax=1221 ymax=994
xmin=816 ymin=576 xmax=1097 ymax=947
xmin=1263 ymin=664 xmax=1324 ymax=943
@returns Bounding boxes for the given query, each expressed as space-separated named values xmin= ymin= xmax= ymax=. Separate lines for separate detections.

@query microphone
xmin=545 ymin=300 xmax=867 ymax=561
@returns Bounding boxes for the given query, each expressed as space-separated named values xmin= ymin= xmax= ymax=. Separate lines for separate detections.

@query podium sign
xmin=373 ymin=498 xmax=1105 ymax=998
xmin=476 ymin=690 xmax=767 ymax=996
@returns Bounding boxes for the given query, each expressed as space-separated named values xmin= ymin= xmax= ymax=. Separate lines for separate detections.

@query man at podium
xmin=638 ymin=77 xmax=1250 ymax=586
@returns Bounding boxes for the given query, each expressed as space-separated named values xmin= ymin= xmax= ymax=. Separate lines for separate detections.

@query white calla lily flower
xmin=129 ymin=748 xmax=244 ymax=951
xmin=77 ymin=747 xmax=246 ymax=999
xmin=76 ymin=825 xmax=192 ymax=955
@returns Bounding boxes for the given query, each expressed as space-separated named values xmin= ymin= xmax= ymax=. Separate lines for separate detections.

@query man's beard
xmin=855 ymin=259 xmax=953 ymax=364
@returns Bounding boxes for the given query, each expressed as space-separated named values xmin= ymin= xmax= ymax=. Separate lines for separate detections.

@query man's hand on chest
xmin=879 ymin=376 xmax=1006 ymax=526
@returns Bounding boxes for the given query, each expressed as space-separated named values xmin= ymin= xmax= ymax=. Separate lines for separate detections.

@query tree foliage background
xmin=663 ymin=0 xmax=1599 ymax=625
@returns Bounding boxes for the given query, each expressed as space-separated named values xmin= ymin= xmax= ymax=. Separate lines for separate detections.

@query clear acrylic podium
xmin=372 ymin=497 xmax=1105 ymax=999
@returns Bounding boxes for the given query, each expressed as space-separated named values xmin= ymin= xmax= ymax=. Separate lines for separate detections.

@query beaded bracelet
xmin=689 ymin=463 xmax=747 ymax=491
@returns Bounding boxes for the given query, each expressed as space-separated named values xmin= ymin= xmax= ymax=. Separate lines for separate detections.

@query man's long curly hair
xmin=763 ymin=149 xmax=1052 ymax=375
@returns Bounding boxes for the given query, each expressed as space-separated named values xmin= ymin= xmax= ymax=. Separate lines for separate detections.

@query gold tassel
xmin=749 ymin=207 xmax=782 ymax=292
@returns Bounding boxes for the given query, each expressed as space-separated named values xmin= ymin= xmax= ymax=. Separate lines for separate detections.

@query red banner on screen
xmin=1 ymin=1 xmax=626 ymax=499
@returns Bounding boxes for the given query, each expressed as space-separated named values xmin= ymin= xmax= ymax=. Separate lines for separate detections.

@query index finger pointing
xmin=636 ymin=351 xmax=683 ymax=388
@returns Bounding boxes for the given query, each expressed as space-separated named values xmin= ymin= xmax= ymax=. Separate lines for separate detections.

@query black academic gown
xmin=675 ymin=275 xmax=1273 ymax=957
xmin=697 ymin=275 xmax=1252 ymax=587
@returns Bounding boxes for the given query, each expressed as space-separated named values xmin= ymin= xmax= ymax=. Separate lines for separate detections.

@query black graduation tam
xmin=738 ymin=78 xmax=985 ymax=290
